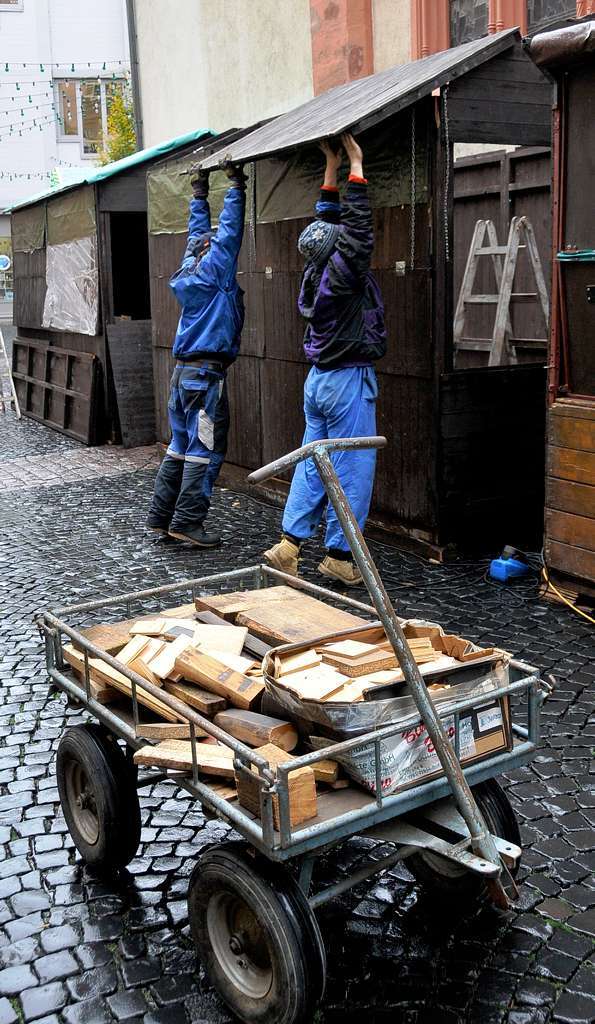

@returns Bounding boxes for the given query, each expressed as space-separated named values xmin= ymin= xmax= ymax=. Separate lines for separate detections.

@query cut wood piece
xmin=83 ymin=658 xmax=183 ymax=722
xmin=235 ymin=742 xmax=317 ymax=829
xmin=195 ymin=609 xmax=273 ymax=658
xmin=277 ymin=649 xmax=321 ymax=677
xmin=133 ymin=739 xmax=235 ymax=777
xmin=192 ymin=624 xmax=248 ymax=656
xmin=208 ymin=651 xmax=256 ymax=675
xmin=195 ymin=586 xmax=301 ymax=621
xmin=129 ymin=638 xmax=167 ymax=687
xmin=164 ymin=680 xmax=228 ymax=716
xmin=312 ymin=759 xmax=340 ymax=784
xmin=117 ymin=634 xmax=152 ymax=666
xmin=135 ymin=721 xmax=194 ymax=740
xmin=77 ymin=603 xmax=197 ymax=657
xmin=148 ymin=636 xmax=193 ymax=681
xmin=213 ymin=710 xmax=298 ymax=752
xmin=320 ymin=647 xmax=397 ymax=678
xmin=174 ymin=649 xmax=264 ymax=711
xmin=162 ymin=622 xmax=197 ymax=640
xmin=236 ymin=600 xmax=365 ymax=646
xmin=320 ymin=639 xmax=379 ymax=659
xmin=280 ymin=667 xmax=347 ymax=702
xmin=62 ymin=644 xmax=120 ymax=704
xmin=323 ymin=679 xmax=368 ymax=703
xmin=130 ymin=618 xmax=165 ymax=637
xmin=209 ymin=781 xmax=238 ymax=802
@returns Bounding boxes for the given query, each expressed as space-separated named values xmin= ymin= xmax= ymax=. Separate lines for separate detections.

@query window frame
xmin=0 ymin=1 xmax=24 ymax=10
xmin=54 ymin=76 xmax=127 ymax=160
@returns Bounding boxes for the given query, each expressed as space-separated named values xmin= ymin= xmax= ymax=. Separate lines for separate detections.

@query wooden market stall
xmin=10 ymin=130 xmax=212 ymax=446
xmin=529 ymin=18 xmax=595 ymax=595
xmin=148 ymin=29 xmax=553 ymax=558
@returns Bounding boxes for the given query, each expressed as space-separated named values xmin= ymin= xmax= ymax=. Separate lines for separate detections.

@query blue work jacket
xmin=170 ymin=186 xmax=245 ymax=364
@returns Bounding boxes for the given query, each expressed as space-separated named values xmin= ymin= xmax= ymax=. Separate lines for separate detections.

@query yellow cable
xmin=542 ymin=565 xmax=595 ymax=625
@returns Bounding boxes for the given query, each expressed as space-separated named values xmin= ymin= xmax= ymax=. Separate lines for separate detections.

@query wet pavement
xmin=0 ymin=412 xmax=594 ymax=1024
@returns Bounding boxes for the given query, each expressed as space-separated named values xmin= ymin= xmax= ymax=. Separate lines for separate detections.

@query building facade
xmin=132 ymin=0 xmax=589 ymax=147
xmin=0 ymin=0 xmax=130 ymax=316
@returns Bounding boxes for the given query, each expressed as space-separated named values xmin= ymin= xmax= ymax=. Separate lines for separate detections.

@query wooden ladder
xmin=0 ymin=326 xmax=21 ymax=418
xmin=453 ymin=216 xmax=549 ymax=367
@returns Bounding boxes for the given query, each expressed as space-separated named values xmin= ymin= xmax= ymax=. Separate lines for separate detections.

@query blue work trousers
xmin=282 ymin=365 xmax=378 ymax=553
xmin=149 ymin=365 xmax=229 ymax=531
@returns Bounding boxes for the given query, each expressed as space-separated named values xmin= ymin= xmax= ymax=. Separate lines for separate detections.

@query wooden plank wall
xmin=453 ymin=146 xmax=551 ymax=368
xmin=545 ymin=398 xmax=595 ymax=586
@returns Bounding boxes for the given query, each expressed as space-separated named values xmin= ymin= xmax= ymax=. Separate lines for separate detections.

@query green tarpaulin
xmin=46 ymin=185 xmax=96 ymax=246
xmin=148 ymin=156 xmax=253 ymax=234
xmin=12 ymin=204 xmax=45 ymax=252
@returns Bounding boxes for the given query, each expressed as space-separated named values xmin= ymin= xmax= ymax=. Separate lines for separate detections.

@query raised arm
xmin=199 ymin=164 xmax=247 ymax=286
xmin=314 ymin=140 xmax=343 ymax=224
xmin=333 ymin=133 xmax=373 ymax=278
xmin=179 ymin=171 xmax=212 ymax=267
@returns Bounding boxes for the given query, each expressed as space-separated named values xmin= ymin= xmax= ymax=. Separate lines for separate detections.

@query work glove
xmin=190 ymin=169 xmax=210 ymax=199
xmin=224 ymin=161 xmax=248 ymax=190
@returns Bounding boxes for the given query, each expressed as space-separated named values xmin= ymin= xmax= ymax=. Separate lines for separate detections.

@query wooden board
xmin=148 ymin=636 xmax=194 ymax=681
xmin=62 ymin=645 xmax=120 ymax=704
xmin=174 ymin=649 xmax=264 ymax=710
xmin=312 ymin=759 xmax=340 ymax=784
xmin=196 ymin=586 xmax=365 ymax=645
xmin=128 ymin=638 xmax=167 ymax=687
xmin=83 ymin=658 xmax=183 ymax=723
xmin=134 ymin=739 xmax=235 ymax=778
xmin=276 ymin=649 xmax=321 ymax=677
xmin=78 ymin=603 xmax=197 ymax=655
xmin=320 ymin=647 xmax=398 ymax=678
xmin=548 ymin=445 xmax=595 ymax=488
xmin=279 ymin=666 xmax=348 ymax=701
xmin=135 ymin=721 xmax=193 ymax=740
xmin=130 ymin=618 xmax=165 ymax=637
xmin=192 ymin=624 xmax=248 ymax=656
xmin=213 ymin=710 xmax=298 ymax=752
xmin=195 ymin=609 xmax=273 ymax=658
xmin=235 ymin=742 xmax=317 ymax=829
xmin=164 ymin=680 xmax=228 ymax=716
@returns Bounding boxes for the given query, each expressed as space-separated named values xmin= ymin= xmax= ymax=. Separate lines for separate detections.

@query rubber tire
xmin=407 ymin=779 xmax=521 ymax=900
xmin=187 ymin=841 xmax=325 ymax=1024
xmin=56 ymin=724 xmax=141 ymax=870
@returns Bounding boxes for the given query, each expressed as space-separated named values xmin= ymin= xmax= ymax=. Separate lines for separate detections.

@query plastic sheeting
xmin=12 ymin=204 xmax=45 ymax=252
xmin=256 ymin=117 xmax=428 ymax=223
xmin=148 ymin=158 xmax=253 ymax=234
xmin=46 ymin=185 xmax=96 ymax=246
xmin=42 ymin=235 xmax=99 ymax=336
xmin=263 ymin=618 xmax=510 ymax=795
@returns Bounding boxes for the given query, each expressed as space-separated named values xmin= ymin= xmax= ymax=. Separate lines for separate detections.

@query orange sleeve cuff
xmin=320 ymin=184 xmax=340 ymax=192
xmin=348 ymin=174 xmax=368 ymax=184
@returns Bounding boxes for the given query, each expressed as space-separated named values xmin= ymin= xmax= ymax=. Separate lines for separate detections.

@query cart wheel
xmin=407 ymin=779 xmax=521 ymax=900
xmin=187 ymin=841 xmax=326 ymax=1024
xmin=56 ymin=724 xmax=141 ymax=870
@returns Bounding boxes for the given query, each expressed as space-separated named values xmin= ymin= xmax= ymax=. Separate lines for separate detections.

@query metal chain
xmin=442 ymin=85 xmax=451 ymax=263
xmin=410 ymin=106 xmax=416 ymax=271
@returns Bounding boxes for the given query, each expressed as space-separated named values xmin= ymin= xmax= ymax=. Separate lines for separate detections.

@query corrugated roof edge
xmin=8 ymin=128 xmax=214 ymax=214
xmin=200 ymin=28 xmax=522 ymax=169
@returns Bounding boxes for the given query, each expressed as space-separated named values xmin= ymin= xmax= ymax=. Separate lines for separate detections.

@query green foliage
xmin=99 ymin=92 xmax=137 ymax=166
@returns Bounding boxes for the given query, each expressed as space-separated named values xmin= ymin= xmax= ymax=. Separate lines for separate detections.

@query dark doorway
xmin=110 ymin=211 xmax=151 ymax=320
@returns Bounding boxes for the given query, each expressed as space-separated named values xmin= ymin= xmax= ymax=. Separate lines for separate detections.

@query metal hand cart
xmin=38 ymin=437 xmax=550 ymax=1024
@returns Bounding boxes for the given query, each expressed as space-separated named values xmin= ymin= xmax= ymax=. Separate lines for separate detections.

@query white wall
xmin=0 ymin=0 xmax=130 ymax=214
xmin=135 ymin=0 xmax=314 ymax=146
xmin=372 ymin=0 xmax=412 ymax=71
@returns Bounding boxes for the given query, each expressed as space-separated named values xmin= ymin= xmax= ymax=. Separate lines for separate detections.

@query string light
xmin=2 ymin=59 xmax=127 ymax=70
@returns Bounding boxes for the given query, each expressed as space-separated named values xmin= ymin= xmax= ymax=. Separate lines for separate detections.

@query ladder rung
xmin=465 ymin=292 xmax=538 ymax=304
xmin=475 ymin=245 xmax=526 ymax=255
xmin=455 ymin=338 xmax=493 ymax=351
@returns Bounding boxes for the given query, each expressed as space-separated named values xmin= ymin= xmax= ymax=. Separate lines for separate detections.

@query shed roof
xmin=200 ymin=28 xmax=521 ymax=169
xmin=9 ymin=128 xmax=213 ymax=213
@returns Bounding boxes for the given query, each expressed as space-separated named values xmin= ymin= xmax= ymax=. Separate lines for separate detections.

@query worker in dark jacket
xmin=265 ymin=134 xmax=386 ymax=585
xmin=147 ymin=163 xmax=246 ymax=548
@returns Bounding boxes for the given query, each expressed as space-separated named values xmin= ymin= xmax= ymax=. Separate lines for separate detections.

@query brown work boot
xmin=318 ymin=555 xmax=363 ymax=587
xmin=263 ymin=536 xmax=300 ymax=576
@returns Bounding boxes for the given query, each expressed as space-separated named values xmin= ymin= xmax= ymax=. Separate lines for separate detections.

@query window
xmin=0 ymin=1 xmax=24 ymax=10
xmin=55 ymin=78 xmax=127 ymax=159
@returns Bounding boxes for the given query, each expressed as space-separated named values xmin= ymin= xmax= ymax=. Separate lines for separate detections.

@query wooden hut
xmin=10 ymin=130 xmax=212 ymax=446
xmin=149 ymin=30 xmax=553 ymax=558
xmin=530 ymin=18 xmax=595 ymax=596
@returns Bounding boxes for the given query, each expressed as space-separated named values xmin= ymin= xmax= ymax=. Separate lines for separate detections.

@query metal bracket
xmin=365 ymin=818 xmax=500 ymax=877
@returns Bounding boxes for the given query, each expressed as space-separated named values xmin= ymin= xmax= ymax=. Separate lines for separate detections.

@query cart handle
xmin=247 ymin=436 xmax=387 ymax=484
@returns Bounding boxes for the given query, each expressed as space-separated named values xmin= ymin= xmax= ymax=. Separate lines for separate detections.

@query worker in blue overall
xmin=265 ymin=133 xmax=386 ymax=585
xmin=147 ymin=163 xmax=246 ymax=548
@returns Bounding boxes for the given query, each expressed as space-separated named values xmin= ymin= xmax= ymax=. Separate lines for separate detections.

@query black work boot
xmin=168 ymin=524 xmax=222 ymax=548
xmin=146 ymin=515 xmax=170 ymax=535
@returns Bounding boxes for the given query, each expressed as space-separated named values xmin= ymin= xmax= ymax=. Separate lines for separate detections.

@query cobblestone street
xmin=1 ymin=413 xmax=594 ymax=1024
